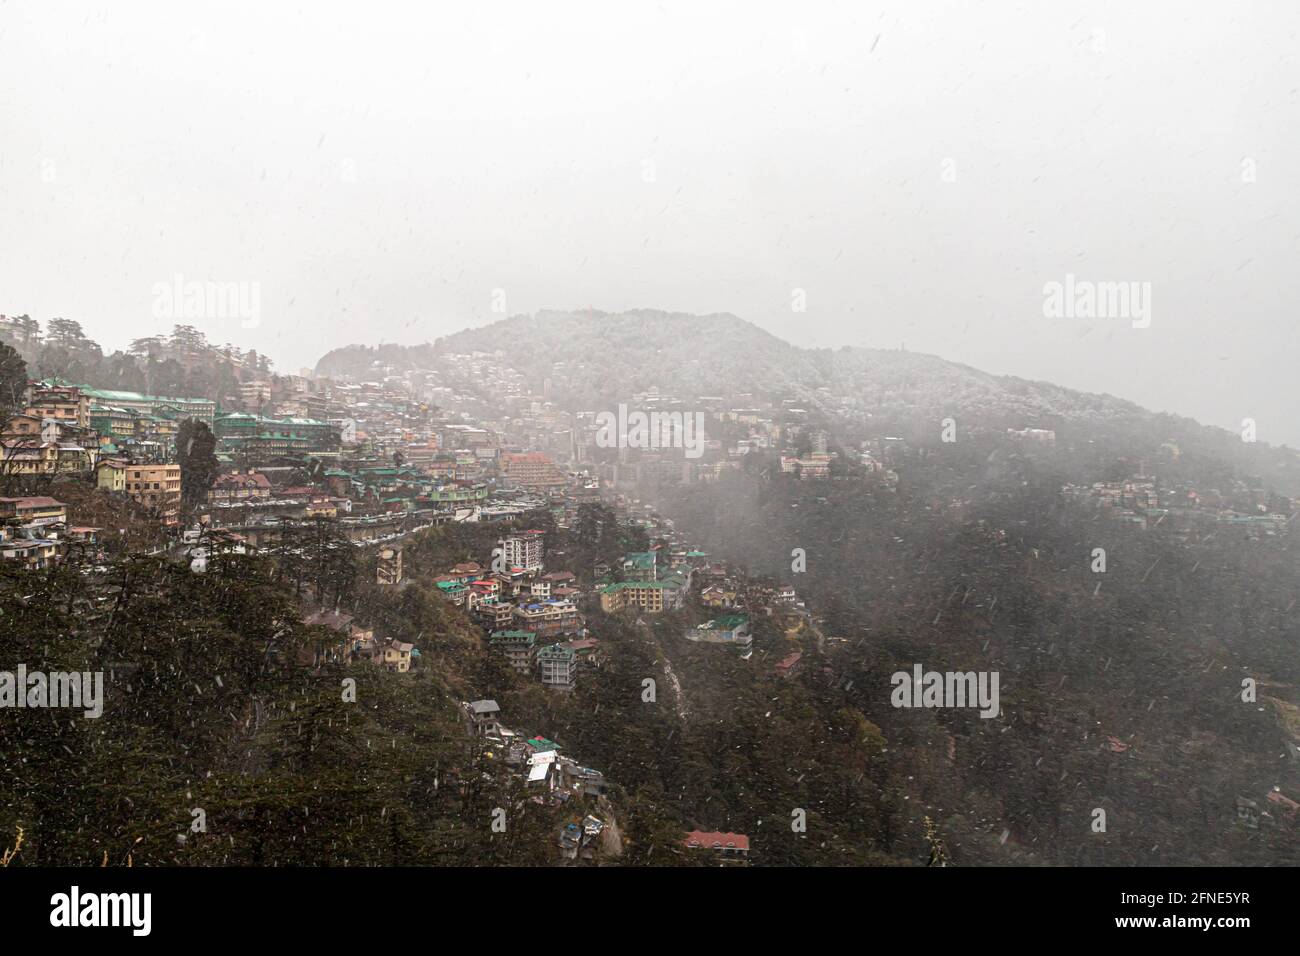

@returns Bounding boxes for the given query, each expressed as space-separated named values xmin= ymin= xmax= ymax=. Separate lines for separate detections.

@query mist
xmin=2 ymin=1 xmax=1296 ymax=442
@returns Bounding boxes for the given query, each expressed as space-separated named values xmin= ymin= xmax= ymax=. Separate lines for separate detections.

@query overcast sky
xmin=2 ymin=2 xmax=1297 ymax=443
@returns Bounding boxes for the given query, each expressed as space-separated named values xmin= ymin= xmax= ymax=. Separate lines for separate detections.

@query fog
xmin=2 ymin=0 xmax=1296 ymax=442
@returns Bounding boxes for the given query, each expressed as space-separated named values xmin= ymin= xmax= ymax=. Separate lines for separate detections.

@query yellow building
xmin=125 ymin=463 xmax=182 ymax=523
xmin=55 ymin=444 xmax=95 ymax=474
xmin=0 ymin=441 xmax=58 ymax=475
xmin=96 ymin=458 xmax=130 ymax=492
xmin=381 ymin=640 xmax=413 ymax=673
xmin=2 ymin=414 xmax=43 ymax=438
xmin=599 ymin=581 xmax=669 ymax=614
xmin=25 ymin=385 xmax=90 ymax=430
xmin=0 ymin=538 xmax=60 ymax=570
xmin=305 ymin=497 xmax=337 ymax=518
xmin=0 ymin=496 xmax=67 ymax=524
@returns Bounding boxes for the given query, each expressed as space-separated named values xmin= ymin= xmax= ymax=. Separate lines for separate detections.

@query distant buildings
xmin=1007 ymin=427 xmax=1056 ymax=444
xmin=213 ymin=412 xmax=340 ymax=457
xmin=499 ymin=452 xmax=567 ymax=492
xmin=780 ymin=453 xmax=831 ymax=479
xmin=75 ymin=385 xmax=216 ymax=428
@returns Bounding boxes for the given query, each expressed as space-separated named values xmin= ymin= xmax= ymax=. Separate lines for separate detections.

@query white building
xmin=502 ymin=531 xmax=545 ymax=572
xmin=537 ymin=644 xmax=577 ymax=691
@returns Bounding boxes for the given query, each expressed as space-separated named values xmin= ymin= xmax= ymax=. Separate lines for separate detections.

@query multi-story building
xmin=240 ymin=380 xmax=273 ymax=411
xmin=501 ymin=530 xmax=545 ymax=572
xmin=513 ymin=599 xmax=579 ymax=639
xmin=779 ymin=454 xmax=831 ymax=479
xmin=75 ymin=387 xmax=215 ymax=428
xmin=25 ymin=384 xmax=90 ymax=430
xmin=0 ymin=440 xmax=58 ymax=476
xmin=261 ymin=417 xmax=338 ymax=452
xmin=125 ymin=463 xmax=182 ymax=523
xmin=498 ymin=452 xmax=567 ymax=492
xmin=0 ymin=496 xmax=67 ymax=525
xmin=328 ymin=417 xmax=358 ymax=444
xmin=214 ymin=413 xmax=339 ymax=457
xmin=521 ymin=578 xmax=551 ymax=601
xmin=620 ymin=551 xmax=657 ymax=581
xmin=537 ymin=643 xmax=577 ymax=691
xmin=599 ymin=580 xmax=683 ymax=614
xmin=380 ymin=639 xmax=413 ymax=673
xmin=89 ymin=404 xmax=137 ymax=441
xmin=95 ymin=458 xmax=129 ymax=492
xmin=214 ymin=412 xmax=259 ymax=445
xmin=207 ymin=470 xmax=272 ymax=505
xmin=475 ymin=598 xmax=516 ymax=631
xmin=133 ymin=414 xmax=178 ymax=453
xmin=467 ymin=699 xmax=501 ymax=736
xmin=2 ymin=414 xmax=43 ymax=439
xmin=490 ymin=630 xmax=537 ymax=674
xmin=0 ymin=537 xmax=60 ymax=570
xmin=54 ymin=443 xmax=94 ymax=474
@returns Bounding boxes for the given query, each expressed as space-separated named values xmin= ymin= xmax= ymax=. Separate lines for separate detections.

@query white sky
xmin=2 ymin=1 xmax=1297 ymax=443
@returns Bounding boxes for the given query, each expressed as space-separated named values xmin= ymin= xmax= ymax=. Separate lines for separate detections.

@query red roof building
xmin=683 ymin=830 xmax=750 ymax=859
xmin=775 ymin=651 xmax=803 ymax=679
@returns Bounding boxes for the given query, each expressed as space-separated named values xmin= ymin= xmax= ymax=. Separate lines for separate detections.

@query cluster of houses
xmin=603 ymin=498 xmax=817 ymax=677
xmin=2 ymin=384 xmax=188 ymax=524
xmin=301 ymin=608 xmax=415 ymax=673
xmin=3 ymin=382 xmax=194 ymax=480
xmin=433 ymin=532 xmax=594 ymax=691
xmin=464 ymin=696 xmax=754 ymax=863
xmin=1064 ymin=473 xmax=1293 ymax=537
xmin=463 ymin=698 xmax=614 ymax=861
xmin=597 ymin=550 xmax=694 ymax=614
xmin=0 ymin=495 xmax=100 ymax=569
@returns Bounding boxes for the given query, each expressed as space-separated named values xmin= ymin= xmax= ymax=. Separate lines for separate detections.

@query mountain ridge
xmin=315 ymin=309 xmax=1299 ymax=494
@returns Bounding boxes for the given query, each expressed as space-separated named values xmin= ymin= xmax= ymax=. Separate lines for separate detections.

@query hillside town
xmin=2 ymin=316 xmax=1296 ymax=865
xmin=1 ymin=326 xmax=852 ymax=862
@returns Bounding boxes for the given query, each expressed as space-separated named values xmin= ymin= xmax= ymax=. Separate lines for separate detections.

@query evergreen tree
xmin=176 ymin=419 xmax=220 ymax=511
